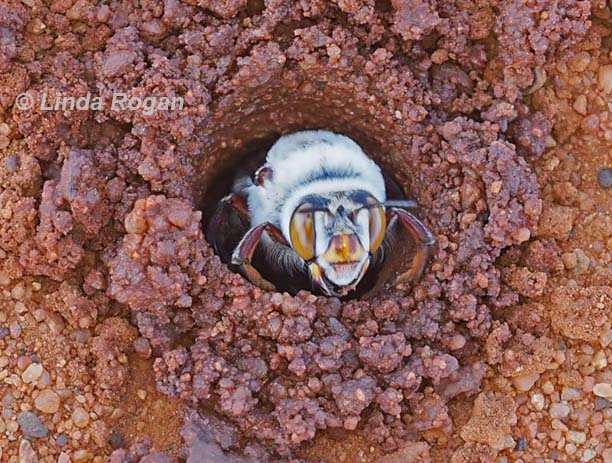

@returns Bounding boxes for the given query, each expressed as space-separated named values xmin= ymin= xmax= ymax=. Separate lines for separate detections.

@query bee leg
xmin=231 ymin=222 xmax=289 ymax=292
xmin=208 ymin=193 xmax=250 ymax=233
xmin=390 ymin=208 xmax=436 ymax=285
xmin=206 ymin=193 xmax=250 ymax=260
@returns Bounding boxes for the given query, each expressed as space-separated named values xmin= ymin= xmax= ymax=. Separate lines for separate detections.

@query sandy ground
xmin=0 ymin=0 xmax=611 ymax=462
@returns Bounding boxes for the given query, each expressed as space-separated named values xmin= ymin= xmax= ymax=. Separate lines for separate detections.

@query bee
xmin=207 ymin=130 xmax=435 ymax=297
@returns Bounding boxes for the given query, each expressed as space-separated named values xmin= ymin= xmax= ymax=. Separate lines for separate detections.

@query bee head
xmin=288 ymin=190 xmax=386 ymax=296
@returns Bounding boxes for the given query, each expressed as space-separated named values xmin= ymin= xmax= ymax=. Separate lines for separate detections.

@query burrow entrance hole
xmin=194 ymin=77 xmax=425 ymax=298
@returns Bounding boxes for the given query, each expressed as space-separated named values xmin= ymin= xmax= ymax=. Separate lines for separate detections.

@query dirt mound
xmin=1 ymin=1 xmax=610 ymax=462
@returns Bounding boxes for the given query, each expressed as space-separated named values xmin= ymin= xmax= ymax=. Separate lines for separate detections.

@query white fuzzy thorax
xmin=245 ymin=130 xmax=386 ymax=241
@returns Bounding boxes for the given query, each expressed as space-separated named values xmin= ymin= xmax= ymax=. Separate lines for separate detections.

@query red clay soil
xmin=0 ymin=0 xmax=611 ymax=462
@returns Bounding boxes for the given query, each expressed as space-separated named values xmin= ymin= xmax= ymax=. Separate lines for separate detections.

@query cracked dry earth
xmin=0 ymin=0 xmax=612 ymax=462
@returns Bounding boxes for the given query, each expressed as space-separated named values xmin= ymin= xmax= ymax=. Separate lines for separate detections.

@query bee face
xmin=289 ymin=191 xmax=386 ymax=296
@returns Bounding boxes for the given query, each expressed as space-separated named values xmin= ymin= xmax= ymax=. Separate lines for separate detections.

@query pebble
xmin=344 ymin=416 xmax=359 ymax=430
xmin=46 ymin=312 xmax=66 ymax=335
xmin=133 ymin=337 xmax=152 ymax=359
xmin=513 ymin=227 xmax=531 ymax=244
xmin=593 ymin=383 xmax=612 ymax=399
xmin=598 ymin=168 xmax=612 ymax=189
xmin=58 ymin=453 xmax=70 ymax=463
xmin=34 ymin=390 xmax=60 ymax=414
xmin=599 ymin=65 xmax=612 ymax=94
xmin=448 ymin=334 xmax=466 ymax=350
xmin=11 ymin=282 xmax=26 ymax=300
xmin=530 ymin=393 xmax=545 ymax=411
xmin=72 ymin=407 xmax=90 ymax=428
xmin=19 ymin=439 xmax=38 ymax=463
xmin=601 ymin=330 xmax=612 ymax=347
xmin=573 ymin=249 xmax=590 ymax=274
xmin=550 ymin=403 xmax=571 ymax=419
xmin=22 ymin=363 xmax=43 ymax=384
xmin=7 ymin=420 xmax=18 ymax=432
xmin=0 ymin=270 xmax=10 ymax=286
xmin=573 ymin=95 xmax=587 ymax=115
xmin=582 ymin=449 xmax=596 ymax=462
xmin=15 ymin=302 xmax=27 ymax=314
xmin=73 ymin=450 xmax=92 ymax=462
xmin=595 ymin=397 xmax=612 ymax=410
xmin=592 ymin=351 xmax=607 ymax=369
xmin=583 ymin=375 xmax=595 ymax=392
xmin=10 ymin=322 xmax=22 ymax=338
xmin=562 ymin=251 xmax=577 ymax=270
xmin=72 ymin=330 xmax=91 ymax=344
xmin=561 ymin=387 xmax=582 ymax=401
xmin=603 ymin=448 xmax=612 ymax=463
xmin=512 ymin=373 xmax=540 ymax=392
xmin=17 ymin=356 xmax=31 ymax=371
xmin=17 ymin=412 xmax=48 ymax=439
xmin=567 ymin=430 xmax=587 ymax=444
xmin=56 ymin=434 xmax=68 ymax=447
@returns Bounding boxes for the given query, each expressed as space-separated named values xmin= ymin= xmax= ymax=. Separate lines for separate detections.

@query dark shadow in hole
xmin=245 ymin=0 xmax=266 ymax=17
xmin=375 ymin=0 xmax=393 ymax=13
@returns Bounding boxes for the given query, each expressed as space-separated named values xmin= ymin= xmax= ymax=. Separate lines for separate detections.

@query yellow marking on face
xmin=322 ymin=233 xmax=365 ymax=264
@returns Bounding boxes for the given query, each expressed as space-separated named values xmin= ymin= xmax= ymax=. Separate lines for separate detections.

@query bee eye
xmin=367 ymin=200 xmax=386 ymax=253
xmin=289 ymin=203 xmax=315 ymax=261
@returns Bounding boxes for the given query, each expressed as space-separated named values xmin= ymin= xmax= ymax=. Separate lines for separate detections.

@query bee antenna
xmin=364 ymin=200 xmax=419 ymax=210
xmin=381 ymin=200 xmax=419 ymax=209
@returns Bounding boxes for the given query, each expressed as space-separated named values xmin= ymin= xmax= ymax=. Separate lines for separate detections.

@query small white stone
xmin=22 ymin=364 xmax=43 ymax=384
xmin=530 ymin=393 xmax=545 ymax=411
xmin=592 ymin=351 xmax=608 ymax=369
xmin=552 ymin=420 xmax=568 ymax=433
xmin=600 ymin=329 xmax=612 ymax=347
xmin=593 ymin=383 xmax=612 ymax=398
xmin=19 ymin=439 xmax=38 ymax=463
xmin=550 ymin=403 xmax=571 ymax=419
xmin=34 ymin=390 xmax=60 ymax=414
xmin=561 ymin=387 xmax=582 ymax=401
xmin=71 ymin=407 xmax=90 ymax=428
xmin=573 ymin=95 xmax=587 ymax=115
xmin=582 ymin=449 xmax=596 ymax=462
xmin=567 ymin=430 xmax=587 ymax=444
xmin=512 ymin=373 xmax=539 ymax=392
xmin=14 ymin=302 xmax=27 ymax=314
